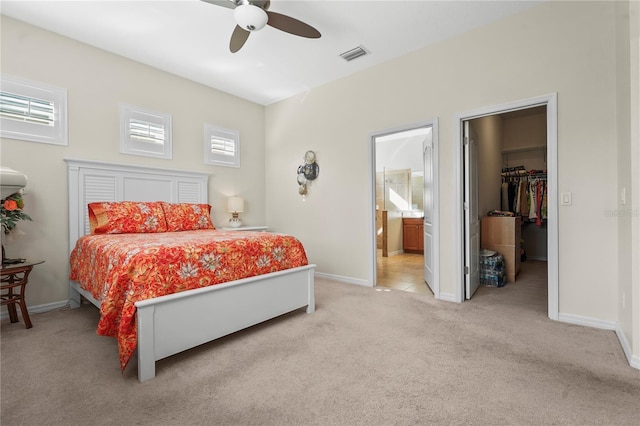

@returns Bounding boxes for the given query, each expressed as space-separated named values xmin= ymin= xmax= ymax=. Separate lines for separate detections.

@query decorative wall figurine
xmin=297 ymin=150 xmax=319 ymax=200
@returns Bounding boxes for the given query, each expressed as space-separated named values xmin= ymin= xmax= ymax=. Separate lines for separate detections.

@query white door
xmin=464 ymin=121 xmax=480 ymax=299
xmin=423 ymin=132 xmax=435 ymax=292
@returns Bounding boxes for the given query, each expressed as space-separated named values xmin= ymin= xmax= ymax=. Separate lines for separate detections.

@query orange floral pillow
xmin=162 ymin=203 xmax=215 ymax=232
xmin=88 ymin=201 xmax=168 ymax=234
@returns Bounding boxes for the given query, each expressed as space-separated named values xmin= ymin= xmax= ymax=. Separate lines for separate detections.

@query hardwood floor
xmin=376 ymin=250 xmax=430 ymax=294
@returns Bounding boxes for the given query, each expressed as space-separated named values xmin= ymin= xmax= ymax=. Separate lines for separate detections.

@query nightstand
xmin=221 ymin=226 xmax=268 ymax=232
xmin=1 ymin=260 xmax=44 ymax=329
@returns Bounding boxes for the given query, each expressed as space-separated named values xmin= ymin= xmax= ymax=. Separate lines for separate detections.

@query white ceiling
xmin=1 ymin=0 xmax=542 ymax=106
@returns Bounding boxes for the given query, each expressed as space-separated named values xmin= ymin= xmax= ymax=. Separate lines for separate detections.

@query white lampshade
xmin=234 ymin=4 xmax=268 ymax=32
xmin=227 ymin=196 xmax=244 ymax=213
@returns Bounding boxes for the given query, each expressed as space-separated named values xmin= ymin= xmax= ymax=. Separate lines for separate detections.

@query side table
xmin=1 ymin=260 xmax=44 ymax=329
xmin=220 ymin=226 xmax=269 ymax=232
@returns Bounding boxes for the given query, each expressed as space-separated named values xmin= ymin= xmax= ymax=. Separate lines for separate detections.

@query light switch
xmin=561 ymin=192 xmax=572 ymax=206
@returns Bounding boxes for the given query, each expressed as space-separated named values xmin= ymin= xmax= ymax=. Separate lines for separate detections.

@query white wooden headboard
xmin=65 ymin=158 xmax=210 ymax=252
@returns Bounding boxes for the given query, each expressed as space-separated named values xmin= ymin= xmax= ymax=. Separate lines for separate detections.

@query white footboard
xmin=135 ymin=264 xmax=316 ymax=382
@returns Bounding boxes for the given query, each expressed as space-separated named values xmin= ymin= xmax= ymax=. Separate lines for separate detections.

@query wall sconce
xmin=227 ymin=196 xmax=244 ymax=228
xmin=297 ymin=150 xmax=319 ymax=201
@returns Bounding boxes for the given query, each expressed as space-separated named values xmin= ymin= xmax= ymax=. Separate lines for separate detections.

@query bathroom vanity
xmin=402 ymin=217 xmax=424 ymax=254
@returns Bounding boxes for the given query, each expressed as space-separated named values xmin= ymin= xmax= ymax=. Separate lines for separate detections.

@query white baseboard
xmin=558 ymin=313 xmax=616 ymax=330
xmin=559 ymin=313 xmax=639 ymax=371
xmin=615 ymin=326 xmax=640 ymax=370
xmin=437 ymin=292 xmax=459 ymax=303
xmin=0 ymin=299 xmax=69 ymax=322
xmin=631 ymin=353 xmax=640 ymax=370
xmin=314 ymin=272 xmax=371 ymax=287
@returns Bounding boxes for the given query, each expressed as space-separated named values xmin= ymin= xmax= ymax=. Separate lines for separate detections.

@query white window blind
xmin=129 ymin=119 xmax=165 ymax=145
xmin=120 ymin=103 xmax=172 ymax=159
xmin=204 ymin=124 xmax=240 ymax=168
xmin=0 ymin=74 xmax=68 ymax=145
xmin=210 ymin=136 xmax=236 ymax=157
xmin=1 ymin=92 xmax=55 ymax=126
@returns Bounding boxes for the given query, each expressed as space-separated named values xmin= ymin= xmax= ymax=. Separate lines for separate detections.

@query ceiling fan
xmin=202 ymin=0 xmax=321 ymax=53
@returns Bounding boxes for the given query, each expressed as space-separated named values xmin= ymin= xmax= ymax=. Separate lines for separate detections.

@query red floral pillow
xmin=162 ymin=203 xmax=215 ymax=232
xmin=88 ymin=201 xmax=168 ymax=234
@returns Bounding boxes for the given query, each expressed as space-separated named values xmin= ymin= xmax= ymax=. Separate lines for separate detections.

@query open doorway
xmin=369 ymin=120 xmax=439 ymax=297
xmin=455 ymin=94 xmax=558 ymax=320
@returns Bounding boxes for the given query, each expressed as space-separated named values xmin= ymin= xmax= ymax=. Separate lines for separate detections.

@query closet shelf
xmin=502 ymin=145 xmax=546 ymax=154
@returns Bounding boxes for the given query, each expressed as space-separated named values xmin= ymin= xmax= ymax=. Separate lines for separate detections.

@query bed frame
xmin=65 ymin=158 xmax=315 ymax=382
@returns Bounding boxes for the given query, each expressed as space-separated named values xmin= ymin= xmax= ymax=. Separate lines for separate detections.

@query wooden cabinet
xmin=481 ymin=216 xmax=521 ymax=282
xmin=402 ymin=218 xmax=423 ymax=254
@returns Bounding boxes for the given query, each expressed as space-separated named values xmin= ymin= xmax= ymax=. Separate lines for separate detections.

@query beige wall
xmin=0 ymin=16 xmax=266 ymax=308
xmin=615 ymin=0 xmax=640 ymax=365
xmin=502 ymin=110 xmax=548 ymax=171
xmin=616 ymin=0 xmax=633 ymax=357
xmin=502 ymin=110 xmax=547 ymax=152
xmin=632 ymin=0 xmax=640 ymax=364
xmin=387 ymin=212 xmax=403 ymax=256
xmin=265 ymin=1 xmax=620 ymax=320
xmin=472 ymin=115 xmax=503 ymax=217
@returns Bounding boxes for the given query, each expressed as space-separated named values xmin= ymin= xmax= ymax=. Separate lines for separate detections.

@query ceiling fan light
xmin=234 ymin=4 xmax=268 ymax=32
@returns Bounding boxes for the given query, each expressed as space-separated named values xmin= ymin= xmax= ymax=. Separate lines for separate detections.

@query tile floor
xmin=376 ymin=250 xmax=430 ymax=294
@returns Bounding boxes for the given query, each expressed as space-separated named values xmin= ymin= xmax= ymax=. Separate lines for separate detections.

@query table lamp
xmin=227 ymin=196 xmax=244 ymax=228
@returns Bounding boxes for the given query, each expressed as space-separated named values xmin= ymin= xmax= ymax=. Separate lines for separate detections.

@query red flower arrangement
xmin=1 ymin=191 xmax=32 ymax=233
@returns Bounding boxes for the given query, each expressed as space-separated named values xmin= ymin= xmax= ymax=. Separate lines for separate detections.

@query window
xmin=0 ymin=74 xmax=68 ymax=146
xmin=204 ymin=124 xmax=240 ymax=168
xmin=120 ymin=103 xmax=172 ymax=159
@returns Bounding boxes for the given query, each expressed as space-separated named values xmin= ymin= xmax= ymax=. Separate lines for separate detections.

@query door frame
xmin=464 ymin=121 xmax=480 ymax=299
xmin=454 ymin=93 xmax=559 ymax=320
xmin=369 ymin=118 xmax=440 ymax=298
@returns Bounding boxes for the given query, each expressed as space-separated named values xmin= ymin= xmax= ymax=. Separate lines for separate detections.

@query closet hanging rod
xmin=500 ymin=170 xmax=528 ymax=176
xmin=500 ymin=171 xmax=547 ymax=180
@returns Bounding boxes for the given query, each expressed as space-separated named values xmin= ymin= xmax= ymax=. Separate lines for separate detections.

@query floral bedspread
xmin=69 ymin=230 xmax=309 ymax=370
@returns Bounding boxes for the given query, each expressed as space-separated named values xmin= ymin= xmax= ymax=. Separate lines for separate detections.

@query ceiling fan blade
xmin=200 ymin=1 xmax=270 ymax=10
xmin=201 ymin=0 xmax=237 ymax=10
xmin=266 ymin=11 xmax=321 ymax=39
xmin=254 ymin=0 xmax=270 ymax=10
xmin=230 ymin=25 xmax=250 ymax=53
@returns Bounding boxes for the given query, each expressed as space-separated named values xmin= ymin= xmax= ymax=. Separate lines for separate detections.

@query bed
xmin=65 ymin=158 xmax=315 ymax=382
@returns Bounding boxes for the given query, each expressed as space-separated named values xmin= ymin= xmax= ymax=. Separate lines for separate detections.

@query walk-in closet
xmin=470 ymin=105 xmax=548 ymax=301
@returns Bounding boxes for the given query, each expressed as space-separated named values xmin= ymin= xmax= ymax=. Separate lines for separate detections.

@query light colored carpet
xmin=1 ymin=265 xmax=639 ymax=425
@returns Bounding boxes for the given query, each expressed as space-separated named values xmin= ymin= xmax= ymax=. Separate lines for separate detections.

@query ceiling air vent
xmin=340 ymin=45 xmax=369 ymax=62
